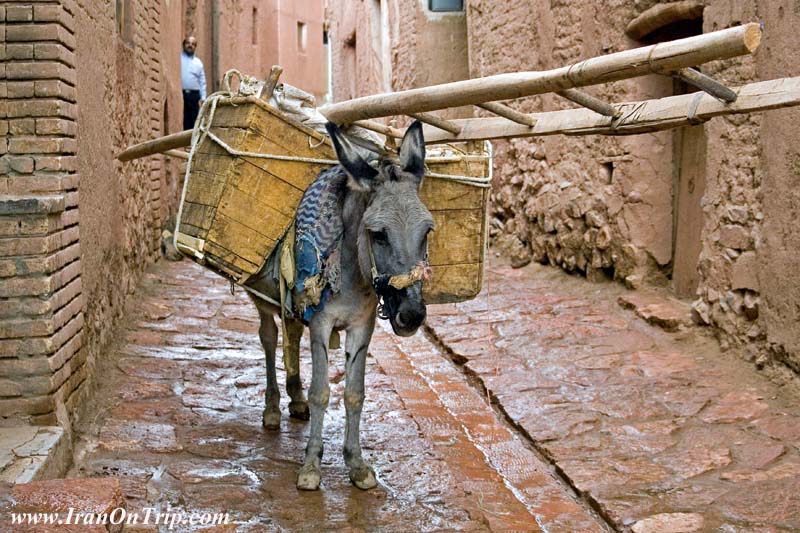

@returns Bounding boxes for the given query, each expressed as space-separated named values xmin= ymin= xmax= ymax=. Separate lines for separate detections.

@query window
xmin=252 ymin=7 xmax=258 ymax=45
xmin=297 ymin=21 xmax=308 ymax=53
xmin=429 ymin=0 xmax=463 ymax=12
xmin=115 ymin=0 xmax=134 ymax=45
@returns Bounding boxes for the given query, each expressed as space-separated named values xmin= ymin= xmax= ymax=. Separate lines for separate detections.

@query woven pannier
xmin=174 ymin=95 xmax=491 ymax=304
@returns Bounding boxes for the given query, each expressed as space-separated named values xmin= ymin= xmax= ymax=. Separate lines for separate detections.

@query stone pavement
xmin=426 ymin=258 xmax=800 ymax=532
xmin=14 ymin=258 xmax=607 ymax=532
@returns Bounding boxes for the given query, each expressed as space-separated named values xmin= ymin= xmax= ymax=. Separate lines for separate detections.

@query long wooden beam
xmin=421 ymin=76 xmax=800 ymax=143
xmin=319 ymin=24 xmax=761 ymax=123
xmin=117 ymin=130 xmax=192 ymax=162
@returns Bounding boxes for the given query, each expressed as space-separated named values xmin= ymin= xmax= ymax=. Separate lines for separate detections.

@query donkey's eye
xmin=371 ymin=230 xmax=388 ymax=244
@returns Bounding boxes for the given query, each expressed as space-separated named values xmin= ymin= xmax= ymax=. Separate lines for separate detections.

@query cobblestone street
xmin=43 ymin=254 xmax=800 ymax=531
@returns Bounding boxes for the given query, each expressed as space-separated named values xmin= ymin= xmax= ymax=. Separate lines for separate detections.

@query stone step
xmin=0 ymin=426 xmax=71 ymax=484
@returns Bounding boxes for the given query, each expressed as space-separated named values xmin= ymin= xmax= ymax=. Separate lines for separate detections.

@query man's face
xmin=183 ymin=37 xmax=197 ymax=55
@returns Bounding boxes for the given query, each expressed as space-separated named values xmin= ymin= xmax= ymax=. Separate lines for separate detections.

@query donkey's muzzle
xmin=388 ymin=285 xmax=426 ymax=337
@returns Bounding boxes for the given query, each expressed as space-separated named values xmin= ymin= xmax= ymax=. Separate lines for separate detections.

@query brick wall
xmin=0 ymin=0 xmax=183 ymax=426
xmin=1 ymin=1 xmax=83 ymax=426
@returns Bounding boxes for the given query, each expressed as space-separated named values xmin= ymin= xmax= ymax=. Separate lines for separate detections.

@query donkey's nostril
xmin=398 ymin=307 xmax=426 ymax=329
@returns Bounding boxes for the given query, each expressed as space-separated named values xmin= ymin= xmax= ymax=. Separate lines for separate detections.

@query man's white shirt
xmin=181 ymin=52 xmax=207 ymax=100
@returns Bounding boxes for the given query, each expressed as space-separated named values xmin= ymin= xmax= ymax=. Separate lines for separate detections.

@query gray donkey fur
xmin=234 ymin=121 xmax=432 ymax=491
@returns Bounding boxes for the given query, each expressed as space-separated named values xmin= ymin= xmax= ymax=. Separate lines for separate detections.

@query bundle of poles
xmin=117 ymin=23 xmax=800 ymax=162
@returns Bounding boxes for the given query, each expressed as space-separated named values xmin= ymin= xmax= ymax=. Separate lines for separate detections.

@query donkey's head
xmin=326 ymin=121 xmax=434 ymax=337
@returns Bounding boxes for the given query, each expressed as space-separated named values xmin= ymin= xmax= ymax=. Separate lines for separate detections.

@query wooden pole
xmin=421 ymin=76 xmax=800 ymax=143
xmin=557 ymin=89 xmax=620 ymax=117
xmin=319 ymin=24 xmax=761 ymax=123
xmin=674 ymin=67 xmax=738 ymax=102
xmin=408 ymin=112 xmax=462 ymax=134
xmin=476 ymin=102 xmax=537 ymax=126
xmin=116 ymin=130 xmax=192 ymax=161
xmin=261 ymin=65 xmax=284 ymax=102
xmin=352 ymin=119 xmax=404 ymax=138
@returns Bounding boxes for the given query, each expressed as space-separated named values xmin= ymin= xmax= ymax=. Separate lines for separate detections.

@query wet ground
xmin=65 ymin=255 xmax=800 ymax=532
xmin=67 ymin=259 xmax=602 ymax=532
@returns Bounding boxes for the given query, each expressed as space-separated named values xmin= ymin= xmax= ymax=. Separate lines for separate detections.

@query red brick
xmin=0 ymin=213 xmax=50 ymax=237
xmin=0 ymin=394 xmax=53 ymax=416
xmin=35 ymin=118 xmax=76 ymax=136
xmin=33 ymin=43 xmax=75 ymax=67
xmin=9 ymin=137 xmax=77 ymax=154
xmin=6 ymin=99 xmax=77 ymax=119
xmin=6 ymin=6 xmax=33 ymax=22
xmin=6 ymin=24 xmax=76 ymax=51
xmin=0 ymin=315 xmax=55 ymax=338
xmin=9 ymin=118 xmax=36 ymax=135
xmin=35 ymin=80 xmax=76 ymax=101
xmin=6 ymin=43 xmax=34 ymax=59
xmin=6 ymin=81 xmax=34 ymax=99
xmin=0 ymin=355 xmax=50 ymax=377
xmin=34 ymin=5 xmax=75 ymax=30
xmin=7 ymin=174 xmax=78 ymax=195
xmin=0 ymin=313 xmax=82 ymax=356
xmin=34 ymin=155 xmax=77 ymax=172
xmin=6 ymin=62 xmax=76 ymax=85
xmin=8 ymin=155 xmax=35 ymax=173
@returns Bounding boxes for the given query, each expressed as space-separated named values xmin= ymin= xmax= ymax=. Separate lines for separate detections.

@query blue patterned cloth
xmin=294 ymin=166 xmax=347 ymax=321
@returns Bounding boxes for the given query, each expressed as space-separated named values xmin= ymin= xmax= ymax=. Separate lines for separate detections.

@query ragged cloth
xmin=293 ymin=166 xmax=348 ymax=321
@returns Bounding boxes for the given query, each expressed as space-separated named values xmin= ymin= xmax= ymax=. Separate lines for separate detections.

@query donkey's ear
xmin=399 ymin=120 xmax=426 ymax=179
xmin=325 ymin=122 xmax=378 ymax=190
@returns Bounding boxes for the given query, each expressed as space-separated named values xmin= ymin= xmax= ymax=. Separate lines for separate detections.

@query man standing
xmin=181 ymin=36 xmax=207 ymax=130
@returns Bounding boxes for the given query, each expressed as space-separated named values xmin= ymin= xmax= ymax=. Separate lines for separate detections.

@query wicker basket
xmin=174 ymin=95 xmax=491 ymax=304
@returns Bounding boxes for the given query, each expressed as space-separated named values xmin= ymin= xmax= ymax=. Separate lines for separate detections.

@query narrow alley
xmin=18 ymin=253 xmax=795 ymax=531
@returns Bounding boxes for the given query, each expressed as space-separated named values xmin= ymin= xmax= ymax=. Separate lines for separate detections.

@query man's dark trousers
xmin=183 ymin=89 xmax=201 ymax=130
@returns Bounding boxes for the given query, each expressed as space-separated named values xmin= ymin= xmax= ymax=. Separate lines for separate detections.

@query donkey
xmin=244 ymin=121 xmax=433 ymax=491
xmin=161 ymin=122 xmax=432 ymax=489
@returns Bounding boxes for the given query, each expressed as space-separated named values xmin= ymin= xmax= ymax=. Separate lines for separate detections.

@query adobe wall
xmin=466 ymin=0 xmax=674 ymax=286
xmin=0 ymin=0 xmax=182 ymax=426
xmin=692 ymin=1 xmax=800 ymax=376
xmin=466 ymin=0 xmax=800 ymax=377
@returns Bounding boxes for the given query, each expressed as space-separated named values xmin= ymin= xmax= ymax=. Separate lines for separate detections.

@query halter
xmin=367 ymin=236 xmax=431 ymax=320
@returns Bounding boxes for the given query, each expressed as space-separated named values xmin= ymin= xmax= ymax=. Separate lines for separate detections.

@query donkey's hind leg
xmin=255 ymin=303 xmax=281 ymax=430
xmin=282 ymin=318 xmax=309 ymax=420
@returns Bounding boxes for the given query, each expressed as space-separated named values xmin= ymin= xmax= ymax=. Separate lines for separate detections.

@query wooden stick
xmin=476 ymin=102 xmax=537 ymax=126
xmin=117 ymin=130 xmax=192 ymax=161
xmin=626 ymin=1 xmax=704 ymax=41
xmin=352 ymin=119 xmax=404 ymax=138
xmin=261 ymin=65 xmax=284 ymax=102
xmin=674 ymin=67 xmax=738 ymax=102
xmin=164 ymin=149 xmax=189 ymax=160
xmin=557 ymin=89 xmax=620 ymax=117
xmin=319 ymin=24 xmax=761 ymax=123
xmin=421 ymin=76 xmax=800 ymax=143
xmin=408 ymin=112 xmax=462 ymax=134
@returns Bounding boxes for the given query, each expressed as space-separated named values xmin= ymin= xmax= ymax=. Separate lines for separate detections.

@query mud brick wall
xmin=466 ymin=0 xmax=674 ymax=286
xmin=692 ymin=1 xmax=800 ymax=376
xmin=465 ymin=0 xmax=800 ymax=376
xmin=0 ymin=0 xmax=183 ymax=426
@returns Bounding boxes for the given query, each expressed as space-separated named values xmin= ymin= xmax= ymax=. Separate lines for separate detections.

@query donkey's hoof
xmin=288 ymin=400 xmax=310 ymax=420
xmin=349 ymin=465 xmax=377 ymax=490
xmin=297 ymin=465 xmax=321 ymax=491
xmin=262 ymin=409 xmax=281 ymax=430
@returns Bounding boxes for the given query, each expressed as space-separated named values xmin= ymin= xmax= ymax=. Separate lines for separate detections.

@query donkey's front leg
xmin=297 ymin=318 xmax=333 ymax=491
xmin=282 ymin=318 xmax=309 ymax=420
xmin=343 ymin=316 xmax=377 ymax=489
